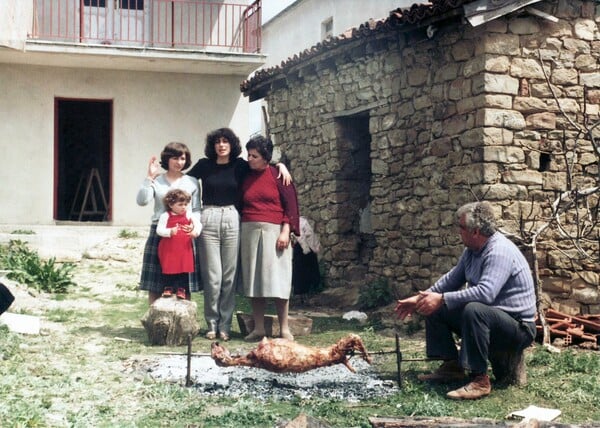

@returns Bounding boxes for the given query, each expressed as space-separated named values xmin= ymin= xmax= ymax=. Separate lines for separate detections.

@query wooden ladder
xmin=69 ymin=168 xmax=109 ymax=221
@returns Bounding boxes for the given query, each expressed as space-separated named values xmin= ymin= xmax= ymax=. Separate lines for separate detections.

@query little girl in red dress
xmin=156 ymin=189 xmax=202 ymax=299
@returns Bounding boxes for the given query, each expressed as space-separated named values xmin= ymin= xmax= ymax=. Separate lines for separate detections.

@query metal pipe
xmin=185 ymin=335 xmax=192 ymax=387
xmin=157 ymin=351 xmax=212 ymax=357
xmin=396 ymin=332 xmax=402 ymax=387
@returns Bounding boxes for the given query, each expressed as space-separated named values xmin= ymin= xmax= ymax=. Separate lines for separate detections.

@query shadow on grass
xmin=310 ymin=316 xmax=365 ymax=333
xmin=76 ymin=324 xmax=147 ymax=342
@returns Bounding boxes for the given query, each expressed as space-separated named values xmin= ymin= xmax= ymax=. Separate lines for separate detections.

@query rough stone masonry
xmin=250 ymin=0 xmax=600 ymax=315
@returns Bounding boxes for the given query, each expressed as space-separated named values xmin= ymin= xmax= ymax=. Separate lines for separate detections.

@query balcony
xmin=30 ymin=0 xmax=262 ymax=53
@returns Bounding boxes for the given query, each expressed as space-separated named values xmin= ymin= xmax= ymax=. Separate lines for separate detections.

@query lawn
xmin=1 ymin=239 xmax=599 ymax=427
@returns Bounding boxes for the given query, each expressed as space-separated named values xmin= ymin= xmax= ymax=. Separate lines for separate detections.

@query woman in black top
xmin=187 ymin=128 xmax=290 ymax=341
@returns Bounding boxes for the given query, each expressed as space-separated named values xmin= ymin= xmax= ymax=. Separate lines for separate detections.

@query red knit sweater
xmin=241 ymin=167 xmax=285 ymax=225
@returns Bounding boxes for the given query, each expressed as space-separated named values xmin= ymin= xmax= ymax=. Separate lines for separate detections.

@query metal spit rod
xmin=356 ymin=332 xmax=446 ymax=387
xmin=177 ymin=332 xmax=447 ymax=388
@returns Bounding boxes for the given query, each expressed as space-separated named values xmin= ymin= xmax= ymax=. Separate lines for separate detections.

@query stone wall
xmin=266 ymin=0 xmax=600 ymax=314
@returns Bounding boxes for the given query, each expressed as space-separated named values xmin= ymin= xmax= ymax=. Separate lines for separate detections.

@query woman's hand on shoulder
xmin=275 ymin=163 xmax=292 ymax=186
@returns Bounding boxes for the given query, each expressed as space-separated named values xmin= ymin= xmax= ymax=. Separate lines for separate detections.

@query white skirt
xmin=240 ymin=222 xmax=292 ymax=299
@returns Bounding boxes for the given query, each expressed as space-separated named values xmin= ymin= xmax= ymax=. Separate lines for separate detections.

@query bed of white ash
xmin=144 ymin=354 xmax=398 ymax=402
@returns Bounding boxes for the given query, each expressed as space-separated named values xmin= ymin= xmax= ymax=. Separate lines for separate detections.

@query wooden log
xmin=141 ymin=297 xmax=200 ymax=346
xmin=489 ymin=347 xmax=527 ymax=386
xmin=369 ymin=416 xmax=501 ymax=427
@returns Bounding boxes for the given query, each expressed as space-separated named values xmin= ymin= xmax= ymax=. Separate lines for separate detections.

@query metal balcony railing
xmin=30 ymin=0 xmax=261 ymax=53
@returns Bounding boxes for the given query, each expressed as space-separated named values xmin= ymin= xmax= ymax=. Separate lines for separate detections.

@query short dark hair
xmin=163 ymin=188 xmax=191 ymax=207
xmin=245 ymin=135 xmax=273 ymax=162
xmin=205 ymin=128 xmax=241 ymax=161
xmin=160 ymin=142 xmax=192 ymax=170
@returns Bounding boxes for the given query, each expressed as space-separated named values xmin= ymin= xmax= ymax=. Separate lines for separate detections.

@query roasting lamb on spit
xmin=211 ymin=333 xmax=372 ymax=373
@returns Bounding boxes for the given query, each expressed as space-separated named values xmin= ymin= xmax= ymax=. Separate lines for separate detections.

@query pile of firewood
xmin=537 ymin=308 xmax=600 ymax=349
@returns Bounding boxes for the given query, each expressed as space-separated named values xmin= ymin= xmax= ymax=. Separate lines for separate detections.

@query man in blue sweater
xmin=395 ymin=201 xmax=537 ymax=400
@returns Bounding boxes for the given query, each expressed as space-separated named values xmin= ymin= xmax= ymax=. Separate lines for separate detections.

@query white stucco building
xmin=0 ymin=0 xmax=265 ymax=226
xmin=261 ymin=0 xmax=414 ymax=68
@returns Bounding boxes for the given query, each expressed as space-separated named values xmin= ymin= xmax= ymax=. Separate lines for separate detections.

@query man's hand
xmin=414 ymin=291 xmax=444 ymax=316
xmin=394 ymin=295 xmax=420 ymax=320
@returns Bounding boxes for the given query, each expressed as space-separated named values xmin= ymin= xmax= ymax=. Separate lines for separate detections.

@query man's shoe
xmin=446 ymin=374 xmax=491 ymax=400
xmin=161 ymin=287 xmax=174 ymax=298
xmin=176 ymin=287 xmax=187 ymax=299
xmin=417 ymin=360 xmax=466 ymax=383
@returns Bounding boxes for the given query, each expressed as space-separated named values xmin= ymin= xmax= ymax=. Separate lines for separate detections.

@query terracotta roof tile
xmin=241 ymin=0 xmax=474 ymax=96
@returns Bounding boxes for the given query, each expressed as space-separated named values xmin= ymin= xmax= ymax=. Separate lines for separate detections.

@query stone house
xmin=241 ymin=0 xmax=600 ymax=314
xmin=251 ymin=0 xmax=413 ymax=134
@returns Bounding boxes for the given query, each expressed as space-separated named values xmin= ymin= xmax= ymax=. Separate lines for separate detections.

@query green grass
xmin=118 ymin=229 xmax=140 ymax=239
xmin=10 ymin=229 xmax=36 ymax=235
xmin=1 ymin=273 xmax=600 ymax=427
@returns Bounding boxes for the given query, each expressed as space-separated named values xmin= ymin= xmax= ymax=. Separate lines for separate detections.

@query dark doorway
xmin=55 ymin=99 xmax=112 ymax=221
xmin=334 ymin=112 xmax=375 ymax=269
xmin=335 ymin=112 xmax=372 ymax=234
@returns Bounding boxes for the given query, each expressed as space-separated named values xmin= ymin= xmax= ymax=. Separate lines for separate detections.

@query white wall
xmin=0 ymin=63 xmax=249 ymax=226
xmin=261 ymin=0 xmax=414 ymax=68
xmin=0 ymin=0 xmax=31 ymax=50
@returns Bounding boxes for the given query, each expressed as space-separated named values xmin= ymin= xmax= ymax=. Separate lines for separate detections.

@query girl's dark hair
xmin=163 ymin=189 xmax=191 ymax=207
xmin=160 ymin=142 xmax=192 ymax=170
xmin=205 ymin=128 xmax=241 ymax=161
xmin=245 ymin=134 xmax=273 ymax=162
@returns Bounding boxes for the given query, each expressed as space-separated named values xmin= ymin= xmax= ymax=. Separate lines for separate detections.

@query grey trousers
xmin=425 ymin=302 xmax=537 ymax=375
xmin=199 ymin=205 xmax=240 ymax=334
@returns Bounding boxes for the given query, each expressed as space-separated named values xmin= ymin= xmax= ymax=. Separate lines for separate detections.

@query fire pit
xmin=145 ymin=354 xmax=397 ymax=402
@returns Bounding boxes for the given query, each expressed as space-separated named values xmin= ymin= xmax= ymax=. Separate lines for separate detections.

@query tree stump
xmin=141 ymin=297 xmax=200 ymax=346
xmin=489 ymin=347 xmax=527 ymax=386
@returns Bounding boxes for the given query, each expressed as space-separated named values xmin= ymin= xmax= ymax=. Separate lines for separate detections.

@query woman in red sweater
xmin=240 ymin=135 xmax=300 ymax=341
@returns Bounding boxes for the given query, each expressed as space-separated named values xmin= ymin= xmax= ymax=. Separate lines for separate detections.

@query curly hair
xmin=163 ymin=189 xmax=191 ymax=208
xmin=456 ymin=201 xmax=497 ymax=237
xmin=204 ymin=128 xmax=241 ymax=161
xmin=159 ymin=142 xmax=192 ymax=170
xmin=245 ymin=134 xmax=273 ymax=162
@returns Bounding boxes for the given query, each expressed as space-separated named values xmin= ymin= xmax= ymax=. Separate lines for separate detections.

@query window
xmin=321 ymin=17 xmax=333 ymax=40
xmin=84 ymin=0 xmax=106 ymax=7
xmin=83 ymin=0 xmax=143 ymax=10
xmin=120 ymin=0 xmax=144 ymax=10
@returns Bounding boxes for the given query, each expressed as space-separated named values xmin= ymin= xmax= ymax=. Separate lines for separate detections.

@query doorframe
xmin=53 ymin=97 xmax=114 ymax=222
